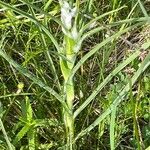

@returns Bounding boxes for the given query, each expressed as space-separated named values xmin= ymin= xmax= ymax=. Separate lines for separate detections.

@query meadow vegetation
xmin=0 ymin=0 xmax=150 ymax=149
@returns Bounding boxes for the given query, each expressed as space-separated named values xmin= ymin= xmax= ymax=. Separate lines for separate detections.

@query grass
xmin=0 ymin=0 xmax=150 ymax=149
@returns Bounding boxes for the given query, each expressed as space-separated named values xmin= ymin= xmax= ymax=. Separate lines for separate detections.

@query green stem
xmin=66 ymin=79 xmax=74 ymax=149
xmin=0 ymin=119 xmax=14 ymax=150
xmin=60 ymin=35 xmax=76 ymax=149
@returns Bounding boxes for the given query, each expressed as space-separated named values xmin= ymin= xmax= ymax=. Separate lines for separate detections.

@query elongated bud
xmin=60 ymin=1 xmax=77 ymax=30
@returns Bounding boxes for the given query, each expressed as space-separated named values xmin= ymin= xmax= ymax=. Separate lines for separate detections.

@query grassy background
xmin=0 ymin=0 xmax=150 ymax=149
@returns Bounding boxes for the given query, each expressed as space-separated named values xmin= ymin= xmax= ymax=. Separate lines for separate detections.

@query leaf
xmin=38 ymin=143 xmax=55 ymax=150
xmin=19 ymin=0 xmax=61 ymax=25
xmin=138 ymin=0 xmax=149 ymax=18
xmin=23 ymin=96 xmax=33 ymax=122
xmin=13 ymin=124 xmax=30 ymax=145
xmin=81 ymin=6 xmax=126 ymax=33
xmin=28 ymin=128 xmax=35 ymax=150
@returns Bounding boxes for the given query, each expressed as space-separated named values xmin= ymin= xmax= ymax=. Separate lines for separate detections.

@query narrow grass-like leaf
xmin=109 ymin=17 xmax=150 ymax=25
xmin=80 ymin=6 xmax=126 ymax=33
xmin=0 ymin=93 xmax=33 ymax=99
xmin=19 ymin=0 xmax=61 ymax=25
xmin=70 ymin=23 xmax=143 ymax=87
xmin=78 ymin=26 xmax=105 ymax=44
xmin=40 ymin=32 xmax=61 ymax=91
xmin=120 ymin=2 xmax=138 ymax=31
xmin=28 ymin=5 xmax=61 ymax=91
xmin=74 ymin=50 xmax=141 ymax=118
xmin=0 ymin=49 xmax=70 ymax=114
xmin=75 ymin=51 xmax=150 ymax=140
xmin=44 ymin=0 xmax=53 ymax=11
xmin=0 ymin=1 xmax=60 ymax=51
xmin=0 ymin=1 xmax=42 ymax=12
xmin=0 ymin=119 xmax=14 ymax=150
xmin=138 ymin=0 xmax=149 ymax=17
xmin=88 ymin=0 xmax=94 ymax=11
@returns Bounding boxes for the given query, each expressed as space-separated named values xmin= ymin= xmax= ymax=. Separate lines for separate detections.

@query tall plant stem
xmin=65 ymin=79 xmax=74 ymax=150
xmin=60 ymin=35 xmax=76 ymax=149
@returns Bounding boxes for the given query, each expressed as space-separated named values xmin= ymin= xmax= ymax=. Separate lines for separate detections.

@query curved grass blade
xmin=28 ymin=6 xmax=61 ymax=91
xmin=75 ymin=51 xmax=150 ymax=140
xmin=0 ymin=1 xmax=60 ymax=52
xmin=0 ymin=0 xmax=42 ymax=12
xmin=80 ymin=6 xmax=126 ymax=33
xmin=138 ymin=0 xmax=149 ymax=17
xmin=68 ymin=23 xmax=143 ymax=89
xmin=78 ymin=17 xmax=149 ymax=46
xmin=74 ymin=50 xmax=141 ymax=118
xmin=109 ymin=17 xmax=150 ymax=25
xmin=78 ymin=26 xmax=105 ymax=46
xmin=0 ymin=119 xmax=14 ymax=150
xmin=0 ymin=49 xmax=70 ymax=114
xmin=19 ymin=0 xmax=62 ymax=26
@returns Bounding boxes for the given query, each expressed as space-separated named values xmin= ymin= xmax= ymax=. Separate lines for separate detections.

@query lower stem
xmin=64 ymin=79 xmax=74 ymax=150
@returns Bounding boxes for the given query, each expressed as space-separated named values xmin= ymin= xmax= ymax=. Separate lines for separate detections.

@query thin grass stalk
xmin=0 ymin=119 xmax=14 ymax=150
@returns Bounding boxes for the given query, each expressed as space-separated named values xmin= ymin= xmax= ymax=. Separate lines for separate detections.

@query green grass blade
xmin=33 ymin=119 xmax=58 ymax=128
xmin=138 ymin=0 xmax=149 ymax=17
xmin=88 ymin=0 xmax=94 ymax=11
xmin=44 ymin=0 xmax=53 ymax=11
xmin=80 ymin=6 xmax=126 ymax=33
xmin=74 ymin=50 xmax=141 ymax=118
xmin=0 ymin=1 xmax=60 ymax=51
xmin=19 ymin=0 xmax=62 ymax=25
xmin=120 ymin=2 xmax=138 ymax=31
xmin=40 ymin=33 xmax=61 ymax=91
xmin=0 ymin=93 xmax=33 ymax=99
xmin=109 ymin=17 xmax=150 ymax=25
xmin=69 ymin=23 xmax=143 ymax=101
xmin=0 ymin=119 xmax=14 ymax=150
xmin=78 ymin=26 xmax=105 ymax=44
xmin=28 ymin=5 xmax=61 ymax=91
xmin=0 ymin=49 xmax=70 ymax=114
xmin=75 ymin=51 xmax=150 ymax=140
